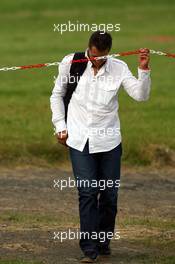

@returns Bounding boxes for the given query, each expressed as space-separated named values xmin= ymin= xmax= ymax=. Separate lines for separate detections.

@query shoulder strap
xmin=63 ymin=52 xmax=88 ymax=122
xmin=70 ymin=52 xmax=88 ymax=77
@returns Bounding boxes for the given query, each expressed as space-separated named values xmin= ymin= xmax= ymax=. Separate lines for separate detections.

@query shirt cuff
xmin=54 ymin=120 xmax=67 ymax=134
xmin=138 ymin=67 xmax=151 ymax=73
xmin=138 ymin=67 xmax=151 ymax=79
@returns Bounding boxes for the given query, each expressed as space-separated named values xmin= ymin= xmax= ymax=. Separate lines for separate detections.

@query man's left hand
xmin=138 ymin=48 xmax=150 ymax=70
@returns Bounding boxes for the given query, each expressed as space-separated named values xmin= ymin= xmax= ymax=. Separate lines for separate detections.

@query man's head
xmin=88 ymin=31 xmax=112 ymax=68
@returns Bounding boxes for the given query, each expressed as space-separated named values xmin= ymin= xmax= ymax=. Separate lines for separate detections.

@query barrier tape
xmin=0 ymin=49 xmax=174 ymax=72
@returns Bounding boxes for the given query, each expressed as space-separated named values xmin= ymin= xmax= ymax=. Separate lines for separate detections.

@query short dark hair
xmin=88 ymin=31 xmax=112 ymax=52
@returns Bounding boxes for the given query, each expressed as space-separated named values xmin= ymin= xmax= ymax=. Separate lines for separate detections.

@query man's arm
xmin=50 ymin=53 xmax=74 ymax=145
xmin=121 ymin=48 xmax=151 ymax=102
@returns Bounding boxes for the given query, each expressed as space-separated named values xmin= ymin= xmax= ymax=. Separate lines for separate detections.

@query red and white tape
xmin=0 ymin=49 xmax=174 ymax=72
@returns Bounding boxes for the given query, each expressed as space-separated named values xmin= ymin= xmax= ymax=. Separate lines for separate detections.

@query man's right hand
xmin=56 ymin=130 xmax=68 ymax=147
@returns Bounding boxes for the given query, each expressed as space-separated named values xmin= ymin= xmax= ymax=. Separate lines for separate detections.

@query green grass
xmin=0 ymin=0 xmax=175 ymax=166
xmin=0 ymin=211 xmax=79 ymax=228
xmin=0 ymin=256 xmax=174 ymax=264
xmin=1 ymin=211 xmax=174 ymax=231
xmin=124 ymin=256 xmax=175 ymax=264
xmin=119 ymin=216 xmax=175 ymax=230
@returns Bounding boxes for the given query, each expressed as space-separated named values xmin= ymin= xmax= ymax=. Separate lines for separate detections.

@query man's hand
xmin=138 ymin=48 xmax=150 ymax=70
xmin=56 ymin=130 xmax=68 ymax=147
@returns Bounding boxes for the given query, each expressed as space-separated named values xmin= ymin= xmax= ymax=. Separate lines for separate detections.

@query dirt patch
xmin=0 ymin=165 xmax=174 ymax=263
xmin=147 ymin=35 xmax=175 ymax=43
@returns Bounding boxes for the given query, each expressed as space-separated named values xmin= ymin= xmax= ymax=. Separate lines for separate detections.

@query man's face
xmin=88 ymin=46 xmax=109 ymax=68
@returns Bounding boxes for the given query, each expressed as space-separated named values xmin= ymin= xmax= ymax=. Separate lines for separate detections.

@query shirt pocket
xmin=97 ymin=78 xmax=121 ymax=105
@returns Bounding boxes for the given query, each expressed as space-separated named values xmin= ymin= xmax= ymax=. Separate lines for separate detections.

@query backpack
xmin=63 ymin=52 xmax=88 ymax=122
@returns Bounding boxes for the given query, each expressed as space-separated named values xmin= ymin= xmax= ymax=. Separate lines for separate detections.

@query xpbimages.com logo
xmin=53 ymin=229 xmax=120 ymax=243
xmin=53 ymin=21 xmax=121 ymax=34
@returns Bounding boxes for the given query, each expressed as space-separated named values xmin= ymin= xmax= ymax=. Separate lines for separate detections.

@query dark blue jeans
xmin=69 ymin=139 xmax=122 ymax=257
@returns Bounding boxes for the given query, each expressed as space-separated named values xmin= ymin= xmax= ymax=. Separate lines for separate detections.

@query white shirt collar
xmin=85 ymin=48 xmax=110 ymax=73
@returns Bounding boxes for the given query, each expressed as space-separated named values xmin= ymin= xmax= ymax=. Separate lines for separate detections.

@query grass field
xmin=0 ymin=0 xmax=175 ymax=167
xmin=0 ymin=2 xmax=174 ymax=263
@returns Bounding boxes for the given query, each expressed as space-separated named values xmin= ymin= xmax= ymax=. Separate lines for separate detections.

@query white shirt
xmin=50 ymin=49 xmax=151 ymax=153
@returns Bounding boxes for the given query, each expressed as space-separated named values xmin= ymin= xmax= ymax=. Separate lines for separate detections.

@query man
xmin=50 ymin=31 xmax=151 ymax=263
